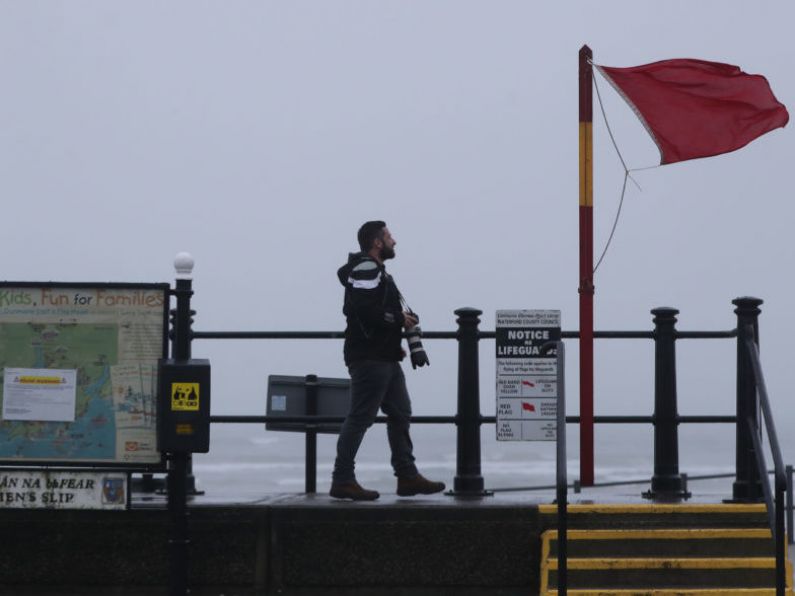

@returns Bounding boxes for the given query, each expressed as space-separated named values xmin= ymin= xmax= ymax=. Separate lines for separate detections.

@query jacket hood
xmin=337 ymin=252 xmax=373 ymax=286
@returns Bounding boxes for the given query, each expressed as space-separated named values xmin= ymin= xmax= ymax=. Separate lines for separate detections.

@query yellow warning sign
xmin=19 ymin=376 xmax=63 ymax=385
xmin=171 ymin=383 xmax=200 ymax=411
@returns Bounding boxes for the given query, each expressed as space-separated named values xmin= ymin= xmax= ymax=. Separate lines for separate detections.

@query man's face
xmin=377 ymin=227 xmax=396 ymax=260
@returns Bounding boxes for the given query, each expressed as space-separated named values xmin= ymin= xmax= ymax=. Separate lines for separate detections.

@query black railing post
xmin=644 ymin=307 xmax=689 ymax=500
xmin=787 ymin=465 xmax=793 ymax=545
xmin=732 ymin=297 xmax=764 ymax=502
xmin=169 ymin=304 xmax=202 ymax=496
xmin=304 ymin=374 xmax=318 ymax=494
xmin=449 ymin=308 xmax=491 ymax=497
xmin=168 ymin=252 xmax=194 ymax=596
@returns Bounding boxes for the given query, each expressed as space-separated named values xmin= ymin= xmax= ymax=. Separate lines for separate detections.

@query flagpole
xmin=578 ymin=45 xmax=595 ymax=487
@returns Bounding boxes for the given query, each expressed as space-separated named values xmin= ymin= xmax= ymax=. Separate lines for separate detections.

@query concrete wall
xmin=0 ymin=500 xmax=544 ymax=595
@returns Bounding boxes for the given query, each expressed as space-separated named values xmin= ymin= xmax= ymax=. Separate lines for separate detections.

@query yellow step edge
xmin=539 ymin=503 xmax=767 ymax=515
xmin=540 ymin=524 xmax=552 ymax=594
xmin=542 ymin=528 xmax=774 ymax=540
xmin=545 ymin=589 xmax=794 ymax=595
xmin=539 ymin=529 xmax=781 ymax=565
xmin=547 ymin=556 xmax=786 ymax=570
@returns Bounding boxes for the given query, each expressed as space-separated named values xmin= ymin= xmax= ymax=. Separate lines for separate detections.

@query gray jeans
xmin=332 ymin=361 xmax=418 ymax=483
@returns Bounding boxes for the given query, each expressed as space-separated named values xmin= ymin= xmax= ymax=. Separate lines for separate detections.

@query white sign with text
xmin=0 ymin=470 xmax=127 ymax=510
xmin=2 ymin=368 xmax=77 ymax=422
xmin=496 ymin=310 xmax=560 ymax=441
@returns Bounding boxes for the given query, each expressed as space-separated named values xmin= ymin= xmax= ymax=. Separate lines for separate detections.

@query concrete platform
xmin=0 ymin=476 xmax=779 ymax=596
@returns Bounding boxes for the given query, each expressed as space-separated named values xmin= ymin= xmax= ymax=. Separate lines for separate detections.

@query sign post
xmin=496 ymin=312 xmax=568 ymax=590
xmin=496 ymin=310 xmax=561 ymax=441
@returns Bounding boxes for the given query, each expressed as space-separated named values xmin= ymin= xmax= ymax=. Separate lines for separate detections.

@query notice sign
xmin=0 ymin=470 xmax=128 ymax=510
xmin=2 ymin=368 xmax=77 ymax=422
xmin=496 ymin=310 xmax=560 ymax=441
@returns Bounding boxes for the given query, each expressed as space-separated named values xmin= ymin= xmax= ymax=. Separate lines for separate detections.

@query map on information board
xmin=0 ymin=284 xmax=168 ymax=465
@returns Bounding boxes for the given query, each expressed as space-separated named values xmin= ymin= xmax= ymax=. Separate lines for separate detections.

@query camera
xmin=405 ymin=314 xmax=430 ymax=369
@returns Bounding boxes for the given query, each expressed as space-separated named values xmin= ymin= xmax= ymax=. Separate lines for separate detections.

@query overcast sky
xmin=1 ymin=2 xmax=793 ymax=473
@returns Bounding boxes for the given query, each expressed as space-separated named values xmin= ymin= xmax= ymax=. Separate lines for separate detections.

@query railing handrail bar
xmin=744 ymin=334 xmax=786 ymax=486
xmin=747 ymin=417 xmax=776 ymax=535
xmin=191 ymin=328 xmax=738 ymax=341
xmin=213 ymin=415 xmax=459 ymax=424
xmin=741 ymin=326 xmax=786 ymax=595
xmin=747 ymin=415 xmax=786 ymax=595
xmin=208 ymin=414 xmax=739 ymax=424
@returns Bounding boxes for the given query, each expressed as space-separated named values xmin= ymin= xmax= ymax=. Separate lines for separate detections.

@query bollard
xmin=449 ymin=308 xmax=491 ymax=496
xmin=731 ymin=297 xmax=764 ymax=502
xmin=304 ymin=374 xmax=318 ymax=494
xmin=644 ymin=307 xmax=689 ymax=501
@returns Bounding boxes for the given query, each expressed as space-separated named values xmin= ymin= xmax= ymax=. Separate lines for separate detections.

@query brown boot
xmin=397 ymin=473 xmax=446 ymax=496
xmin=329 ymin=480 xmax=380 ymax=501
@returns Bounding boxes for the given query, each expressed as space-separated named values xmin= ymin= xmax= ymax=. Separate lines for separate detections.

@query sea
xmin=191 ymin=420 xmax=742 ymax=501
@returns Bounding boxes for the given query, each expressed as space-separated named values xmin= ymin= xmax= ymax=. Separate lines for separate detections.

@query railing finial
xmin=174 ymin=252 xmax=194 ymax=280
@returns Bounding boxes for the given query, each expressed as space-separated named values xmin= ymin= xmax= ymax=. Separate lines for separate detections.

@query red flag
xmin=521 ymin=402 xmax=535 ymax=412
xmin=596 ymin=59 xmax=789 ymax=165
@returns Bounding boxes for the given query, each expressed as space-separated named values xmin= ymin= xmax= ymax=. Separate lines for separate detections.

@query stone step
xmin=539 ymin=503 xmax=769 ymax=530
xmin=538 ymin=504 xmax=791 ymax=593
xmin=544 ymin=528 xmax=777 ymax=558
xmin=545 ymin=589 xmax=794 ymax=595
xmin=543 ymin=556 xmax=791 ymax=590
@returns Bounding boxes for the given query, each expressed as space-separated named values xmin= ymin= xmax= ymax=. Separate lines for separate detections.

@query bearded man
xmin=330 ymin=220 xmax=444 ymax=501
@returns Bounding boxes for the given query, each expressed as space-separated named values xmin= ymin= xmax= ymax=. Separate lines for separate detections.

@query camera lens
xmin=405 ymin=325 xmax=430 ymax=368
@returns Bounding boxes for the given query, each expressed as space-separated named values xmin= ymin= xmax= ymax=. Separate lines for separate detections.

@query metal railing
xmin=740 ymin=316 xmax=787 ymax=595
xmin=196 ymin=316 xmax=746 ymax=501
xmin=163 ymin=282 xmax=791 ymax=595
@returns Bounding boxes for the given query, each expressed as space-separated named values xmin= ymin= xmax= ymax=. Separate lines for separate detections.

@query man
xmin=330 ymin=221 xmax=446 ymax=501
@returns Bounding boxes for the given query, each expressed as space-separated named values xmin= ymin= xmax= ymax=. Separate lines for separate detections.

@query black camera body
xmin=405 ymin=313 xmax=430 ymax=369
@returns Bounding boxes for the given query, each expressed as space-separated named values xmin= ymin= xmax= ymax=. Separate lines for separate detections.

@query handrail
xmin=744 ymin=333 xmax=787 ymax=486
xmin=742 ymin=328 xmax=787 ymax=595
xmin=191 ymin=328 xmax=737 ymax=341
xmin=208 ymin=414 xmax=737 ymax=425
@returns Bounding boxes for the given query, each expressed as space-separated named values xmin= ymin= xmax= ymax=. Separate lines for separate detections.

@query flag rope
xmin=591 ymin=68 xmax=659 ymax=273
xmin=593 ymin=170 xmax=628 ymax=274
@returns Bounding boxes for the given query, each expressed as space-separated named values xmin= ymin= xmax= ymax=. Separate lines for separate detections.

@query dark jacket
xmin=337 ymin=252 xmax=405 ymax=366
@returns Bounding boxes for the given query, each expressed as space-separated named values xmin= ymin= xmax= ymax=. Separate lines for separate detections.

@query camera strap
xmin=396 ymin=288 xmax=416 ymax=317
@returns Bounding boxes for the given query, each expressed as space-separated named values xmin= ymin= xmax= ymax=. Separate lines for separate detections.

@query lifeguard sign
xmin=496 ymin=310 xmax=561 ymax=441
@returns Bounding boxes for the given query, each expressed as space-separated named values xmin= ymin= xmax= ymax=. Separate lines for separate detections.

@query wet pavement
xmin=128 ymin=471 xmax=744 ymax=509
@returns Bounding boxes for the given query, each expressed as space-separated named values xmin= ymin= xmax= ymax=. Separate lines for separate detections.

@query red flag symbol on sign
xmin=521 ymin=402 xmax=535 ymax=412
xmin=521 ymin=380 xmax=535 ymax=387
xmin=595 ymin=59 xmax=789 ymax=165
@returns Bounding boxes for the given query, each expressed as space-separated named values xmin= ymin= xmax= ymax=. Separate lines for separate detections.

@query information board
xmin=496 ymin=310 xmax=560 ymax=441
xmin=0 ymin=283 xmax=168 ymax=465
